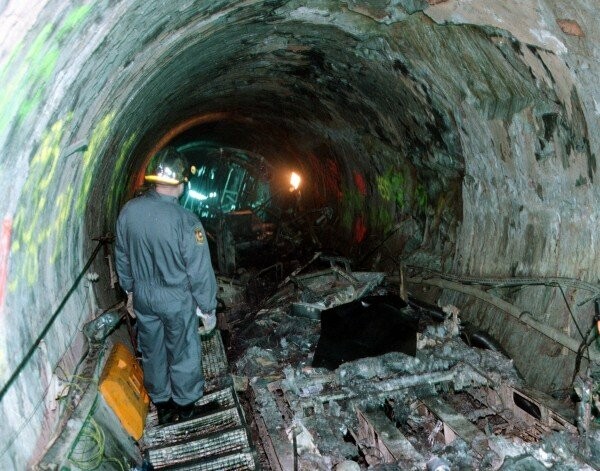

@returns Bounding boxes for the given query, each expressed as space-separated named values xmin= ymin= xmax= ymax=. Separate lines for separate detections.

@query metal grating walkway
xmin=201 ymin=331 xmax=229 ymax=384
xmin=142 ymin=331 xmax=259 ymax=470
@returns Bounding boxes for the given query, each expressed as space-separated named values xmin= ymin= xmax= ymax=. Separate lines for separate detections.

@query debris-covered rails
xmin=227 ymin=260 xmax=600 ymax=470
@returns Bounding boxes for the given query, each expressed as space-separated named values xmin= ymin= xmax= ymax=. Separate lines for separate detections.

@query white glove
xmin=126 ymin=292 xmax=136 ymax=318
xmin=196 ymin=307 xmax=216 ymax=334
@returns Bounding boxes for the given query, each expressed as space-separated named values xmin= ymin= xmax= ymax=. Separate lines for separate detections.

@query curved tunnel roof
xmin=0 ymin=0 xmax=599 ymax=467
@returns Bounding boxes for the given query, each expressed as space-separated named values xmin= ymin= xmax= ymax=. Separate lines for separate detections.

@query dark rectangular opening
xmin=513 ymin=392 xmax=541 ymax=420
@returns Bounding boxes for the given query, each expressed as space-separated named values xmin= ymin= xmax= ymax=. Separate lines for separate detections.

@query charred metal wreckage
xmin=36 ymin=245 xmax=600 ymax=470
xmin=225 ymin=255 xmax=600 ymax=470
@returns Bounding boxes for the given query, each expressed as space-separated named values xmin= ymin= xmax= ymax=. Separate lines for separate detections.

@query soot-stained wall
xmin=0 ymin=0 xmax=598 ymax=467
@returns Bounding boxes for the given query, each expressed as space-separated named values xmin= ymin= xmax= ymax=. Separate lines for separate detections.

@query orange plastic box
xmin=99 ymin=342 xmax=150 ymax=440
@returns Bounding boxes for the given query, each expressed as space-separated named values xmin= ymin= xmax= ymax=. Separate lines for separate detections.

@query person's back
xmin=115 ymin=147 xmax=217 ymax=425
xmin=118 ymin=190 xmax=196 ymax=288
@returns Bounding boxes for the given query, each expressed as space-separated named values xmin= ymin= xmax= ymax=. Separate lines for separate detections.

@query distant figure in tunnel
xmin=115 ymin=147 xmax=217 ymax=425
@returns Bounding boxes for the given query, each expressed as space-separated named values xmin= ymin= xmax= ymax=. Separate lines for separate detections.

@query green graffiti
xmin=340 ymin=185 xmax=364 ymax=231
xmin=345 ymin=186 xmax=363 ymax=211
xmin=368 ymin=206 xmax=394 ymax=232
xmin=0 ymin=53 xmax=30 ymax=134
xmin=3 ymin=25 xmax=60 ymax=128
xmin=0 ymin=4 xmax=93 ymax=135
xmin=341 ymin=172 xmax=412 ymax=233
xmin=57 ymin=5 xmax=93 ymax=41
xmin=415 ymin=184 xmax=428 ymax=211
xmin=24 ymin=24 xmax=54 ymax=65
xmin=341 ymin=208 xmax=353 ymax=232
xmin=370 ymin=169 xmax=429 ymax=230
xmin=377 ymin=169 xmax=406 ymax=208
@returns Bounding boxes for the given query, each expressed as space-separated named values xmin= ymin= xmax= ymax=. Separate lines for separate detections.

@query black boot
xmin=177 ymin=400 xmax=220 ymax=421
xmin=155 ymin=399 xmax=177 ymax=425
xmin=177 ymin=402 xmax=196 ymax=421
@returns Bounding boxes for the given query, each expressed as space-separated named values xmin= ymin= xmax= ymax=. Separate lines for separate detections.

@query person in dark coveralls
xmin=115 ymin=147 xmax=217 ymax=425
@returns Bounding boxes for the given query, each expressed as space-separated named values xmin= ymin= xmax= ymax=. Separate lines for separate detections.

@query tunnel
xmin=1 ymin=1 xmax=599 ymax=469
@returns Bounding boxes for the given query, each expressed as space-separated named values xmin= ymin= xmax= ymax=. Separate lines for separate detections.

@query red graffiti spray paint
xmin=354 ymin=215 xmax=367 ymax=243
xmin=325 ymin=159 xmax=343 ymax=200
xmin=353 ymin=170 xmax=367 ymax=196
xmin=0 ymin=217 xmax=12 ymax=313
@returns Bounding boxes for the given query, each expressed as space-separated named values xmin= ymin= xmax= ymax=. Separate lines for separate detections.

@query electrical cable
xmin=0 ymin=343 xmax=108 ymax=462
xmin=573 ymin=321 xmax=598 ymax=383
xmin=0 ymin=288 xmax=95 ymax=460
xmin=0 ymin=240 xmax=110 ymax=462
xmin=65 ymin=346 xmax=123 ymax=471
xmin=68 ymin=416 xmax=105 ymax=469
xmin=555 ymin=284 xmax=597 ymax=383
xmin=0 ymin=239 xmax=106 ymax=404
xmin=557 ymin=284 xmax=586 ymax=341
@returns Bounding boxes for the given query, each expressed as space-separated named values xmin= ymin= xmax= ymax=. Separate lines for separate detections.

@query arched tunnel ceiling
xmin=1 ymin=0 xmax=600 ymax=468
xmin=96 ymin=7 xmax=562 ymax=231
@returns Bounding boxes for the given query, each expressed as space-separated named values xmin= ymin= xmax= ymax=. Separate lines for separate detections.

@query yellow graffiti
xmin=76 ymin=113 xmax=115 ymax=215
xmin=51 ymin=186 xmax=74 ymax=262
xmin=9 ymin=117 xmax=68 ymax=289
xmin=107 ymin=133 xmax=136 ymax=220
xmin=9 ymin=111 xmax=116 ymax=290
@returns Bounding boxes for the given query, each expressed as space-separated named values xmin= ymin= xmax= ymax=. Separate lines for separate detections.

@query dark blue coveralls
xmin=115 ymin=189 xmax=217 ymax=406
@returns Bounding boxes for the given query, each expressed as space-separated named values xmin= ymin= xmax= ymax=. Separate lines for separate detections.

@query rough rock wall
xmin=0 ymin=0 xmax=598 ymax=467
xmin=427 ymin=1 xmax=600 ymax=392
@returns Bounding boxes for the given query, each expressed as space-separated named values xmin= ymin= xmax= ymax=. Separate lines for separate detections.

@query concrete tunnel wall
xmin=0 ymin=0 xmax=599 ymax=467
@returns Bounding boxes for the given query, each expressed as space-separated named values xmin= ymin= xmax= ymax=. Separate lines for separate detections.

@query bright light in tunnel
xmin=189 ymin=189 xmax=208 ymax=201
xmin=290 ymin=171 xmax=301 ymax=191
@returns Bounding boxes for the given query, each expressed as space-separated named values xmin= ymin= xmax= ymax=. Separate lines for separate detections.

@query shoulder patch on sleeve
xmin=194 ymin=225 xmax=205 ymax=244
